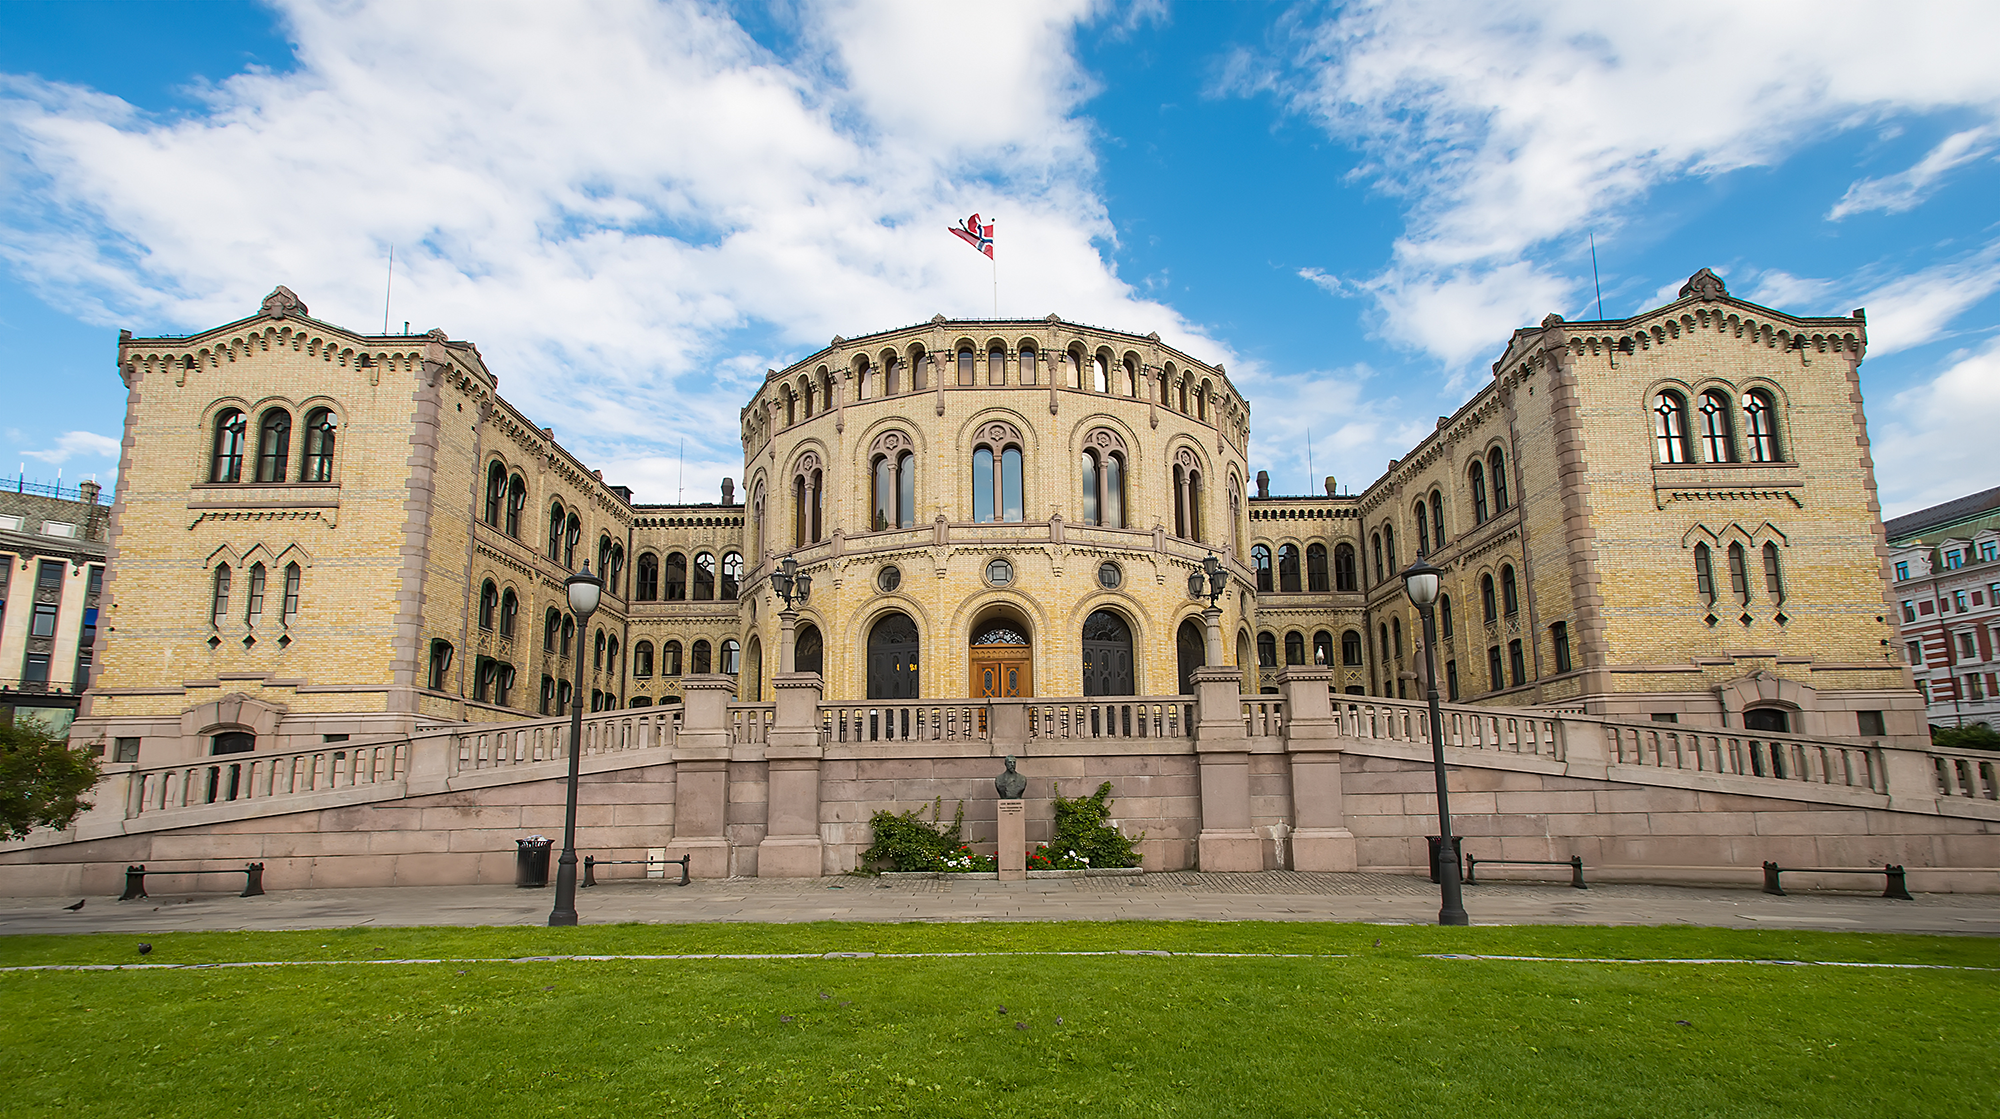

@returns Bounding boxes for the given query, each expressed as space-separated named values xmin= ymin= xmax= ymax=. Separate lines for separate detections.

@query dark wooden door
xmin=867 ymin=613 xmax=920 ymax=699
xmin=1081 ymin=609 xmax=1135 ymax=696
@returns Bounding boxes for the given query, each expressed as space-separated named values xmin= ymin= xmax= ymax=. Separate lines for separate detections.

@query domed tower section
xmin=738 ymin=317 xmax=1252 ymax=702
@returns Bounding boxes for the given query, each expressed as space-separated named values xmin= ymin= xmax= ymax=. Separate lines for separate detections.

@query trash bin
xmin=515 ymin=836 xmax=553 ymax=888
xmin=1425 ymin=835 xmax=1464 ymax=884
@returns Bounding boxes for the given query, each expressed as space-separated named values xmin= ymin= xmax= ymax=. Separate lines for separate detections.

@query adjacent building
xmin=1886 ymin=486 xmax=2000 ymax=730
xmin=0 ymin=481 xmax=108 ymax=737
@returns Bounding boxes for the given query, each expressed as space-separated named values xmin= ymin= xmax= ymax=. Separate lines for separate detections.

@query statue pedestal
xmin=997 ymin=799 xmax=1026 ymax=881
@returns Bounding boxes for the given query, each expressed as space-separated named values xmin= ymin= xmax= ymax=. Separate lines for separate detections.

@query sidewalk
xmin=4 ymin=871 xmax=1997 ymax=937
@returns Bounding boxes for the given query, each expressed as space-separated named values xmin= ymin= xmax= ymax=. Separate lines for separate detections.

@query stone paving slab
xmin=2 ymin=872 xmax=1997 ymax=938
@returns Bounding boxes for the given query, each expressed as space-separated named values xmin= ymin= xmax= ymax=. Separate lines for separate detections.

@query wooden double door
xmin=969 ymin=643 xmax=1032 ymax=698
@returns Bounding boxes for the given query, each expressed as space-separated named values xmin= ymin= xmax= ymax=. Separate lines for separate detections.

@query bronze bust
xmin=995 ymin=755 xmax=1026 ymax=799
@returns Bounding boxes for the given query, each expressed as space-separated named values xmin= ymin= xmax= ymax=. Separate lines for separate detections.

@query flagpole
xmin=992 ymin=254 xmax=998 ymax=318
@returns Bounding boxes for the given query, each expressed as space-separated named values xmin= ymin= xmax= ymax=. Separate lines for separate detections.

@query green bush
xmin=0 ymin=720 xmax=100 ymax=841
xmin=862 ymin=798 xmax=997 ymax=873
xmin=1039 ymin=781 xmax=1142 ymax=869
xmin=1932 ymin=723 xmax=2000 ymax=751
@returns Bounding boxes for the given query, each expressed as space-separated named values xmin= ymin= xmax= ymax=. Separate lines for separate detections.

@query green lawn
xmin=4 ymin=923 xmax=1995 ymax=1117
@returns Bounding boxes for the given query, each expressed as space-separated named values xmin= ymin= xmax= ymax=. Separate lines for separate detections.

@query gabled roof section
xmin=1885 ymin=485 xmax=2000 ymax=545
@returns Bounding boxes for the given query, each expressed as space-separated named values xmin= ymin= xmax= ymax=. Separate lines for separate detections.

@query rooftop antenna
xmin=383 ymin=245 xmax=394 ymax=334
xmin=1589 ymin=233 xmax=1604 ymax=320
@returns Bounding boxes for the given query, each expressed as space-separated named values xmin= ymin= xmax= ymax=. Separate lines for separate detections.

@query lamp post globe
xmin=549 ymin=560 xmax=604 ymax=928
xmin=1402 ymin=556 xmax=1468 ymax=927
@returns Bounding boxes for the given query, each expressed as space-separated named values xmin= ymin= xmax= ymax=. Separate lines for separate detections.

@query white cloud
xmin=19 ymin=430 xmax=119 ymax=465
xmin=1857 ymin=245 xmax=2000 ymax=357
xmin=0 ymin=0 xmax=1236 ymax=502
xmin=1829 ymin=126 xmax=1997 ymax=220
xmin=1872 ymin=336 xmax=2000 ymax=516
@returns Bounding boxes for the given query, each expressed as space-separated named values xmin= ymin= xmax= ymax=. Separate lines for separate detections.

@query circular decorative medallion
xmin=985 ymin=557 xmax=1014 ymax=586
xmin=877 ymin=565 xmax=902 ymax=593
xmin=1097 ymin=561 xmax=1122 ymax=590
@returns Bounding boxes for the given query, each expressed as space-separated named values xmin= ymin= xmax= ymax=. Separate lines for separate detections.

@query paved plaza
xmin=3 ymin=870 xmax=1996 ymax=938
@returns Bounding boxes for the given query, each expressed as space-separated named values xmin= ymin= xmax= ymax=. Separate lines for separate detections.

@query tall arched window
xmin=1655 ymin=391 xmax=1693 ymax=463
xmin=1285 ymin=631 xmax=1306 ymax=665
xmin=505 ymin=474 xmax=525 ymax=536
xmin=720 ymin=552 xmax=742 ymax=599
xmin=958 ymin=346 xmax=976 ymax=386
xmin=1744 ymin=390 xmax=1781 ymax=462
xmin=1384 ymin=524 xmax=1397 ymax=572
xmin=1178 ymin=378 xmax=1189 ymax=413
xmin=598 ymin=535 xmax=614 ymax=582
xmin=1440 ymin=594 xmax=1454 ymax=638
xmin=988 ymin=345 xmax=1006 ymax=385
xmin=485 ymin=461 xmax=507 ymax=526
xmin=1334 ymin=544 xmax=1357 ymax=592
xmin=499 ymin=589 xmax=518 ymax=638
xmin=478 ymin=581 xmax=498 ymax=630
xmin=211 ymin=408 xmax=247 ymax=483
xmin=1726 ymin=541 xmax=1749 ymax=603
xmin=1487 ymin=449 xmax=1508 ymax=512
xmin=1307 ymin=544 xmax=1329 ymax=592
xmin=544 ymin=607 xmax=561 ymax=652
xmin=593 ymin=630 xmax=607 ymax=670
xmin=1171 ymin=450 xmax=1204 ymax=541
xmin=1481 ymin=573 xmax=1497 ymax=622
xmin=1124 ymin=356 xmax=1140 ymax=396
xmin=1698 ymin=391 xmax=1737 ymax=462
xmin=283 ymin=562 xmax=301 ymax=624
xmin=1693 ymin=542 xmax=1715 ymax=604
xmin=245 ymin=562 xmax=266 ymax=622
xmin=792 ymin=456 xmax=824 ymax=545
xmin=1064 ymin=349 xmax=1081 ymax=389
xmin=1501 ymin=565 xmax=1519 ymax=615
xmin=560 ymin=616 xmax=574 ymax=658
xmin=1469 ymin=460 xmax=1489 ymax=524
xmin=784 ymin=386 xmax=796 ymax=425
xmin=547 ymin=502 xmax=566 ymax=561
xmin=884 ymin=354 xmax=901 ymax=395
xmin=1092 ymin=354 xmax=1109 ymax=393
xmin=1430 ymin=490 xmax=1445 ymax=549
xmin=1081 ymin=430 xmax=1126 ymax=528
xmin=255 ymin=409 xmax=291 ymax=483
xmin=1414 ymin=501 xmax=1430 ymax=555
xmin=1277 ymin=544 xmax=1301 ymax=592
xmin=1197 ymin=381 xmax=1210 ymax=423
xmin=795 ymin=623 xmax=823 ymax=675
xmin=1313 ymin=630 xmax=1334 ymax=665
xmin=971 ymin=423 xmax=1024 ymax=523
xmin=720 ymin=639 xmax=741 ymax=675
xmin=636 ymin=553 xmax=659 ymax=600
xmin=691 ymin=639 xmax=712 ymax=675
xmin=604 ymin=635 xmax=619 ymax=677
xmin=1371 ymin=533 xmax=1384 ymax=584
xmin=1018 ymin=345 xmax=1037 ymax=385
xmin=564 ymin=513 xmax=580 ymax=569
xmin=1252 ymin=544 xmax=1273 ymax=592
xmin=1257 ymin=632 xmax=1277 ymax=667
xmin=300 ymin=407 xmax=336 ymax=482
xmin=662 ymin=640 xmax=682 ymax=676
xmin=664 ymin=552 xmax=687 ymax=600
xmin=872 ymin=447 xmax=916 ymax=530
xmin=1341 ymin=629 xmax=1363 ymax=666
xmin=1763 ymin=541 xmax=1784 ymax=603
xmin=693 ymin=552 xmax=716 ymax=600
xmin=633 ymin=641 xmax=654 ymax=677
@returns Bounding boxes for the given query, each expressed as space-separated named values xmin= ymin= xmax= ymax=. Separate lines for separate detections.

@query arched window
xmin=636 ymin=553 xmax=659 ymax=600
xmin=540 ymin=675 xmax=555 ymax=715
xmin=544 ymin=607 xmax=561 ymax=652
xmin=1334 ymin=544 xmax=1357 ymax=592
xmin=1063 ymin=349 xmax=1081 ymax=389
xmin=1177 ymin=619 xmax=1206 ymax=695
xmin=283 ymin=562 xmax=301 ymax=623
xmin=505 ymin=474 xmax=525 ymax=536
xmin=300 ymin=407 xmax=336 ymax=482
xmin=1159 ymin=367 xmax=1173 ymax=406
xmin=478 ymin=581 xmax=498 ymax=630
xmin=1284 ymin=631 xmax=1306 ymax=666
xmin=633 ymin=641 xmax=654 ymax=678
xmin=1252 ymin=544 xmax=1273 ymax=592
xmin=1340 ymin=629 xmax=1363 ymax=666
xmin=1694 ymin=542 xmax=1715 ymax=604
xmin=872 ymin=449 xmax=915 ymax=530
xmin=972 ymin=427 xmax=1024 ymax=523
xmin=1551 ymin=622 xmax=1572 ymax=674
xmin=1196 ymin=381 xmax=1210 ymax=423
xmin=692 ymin=552 xmax=716 ymax=600
xmin=1019 ymin=345 xmax=1038 ymax=385
xmin=691 ymin=639 xmax=712 ymax=675
xmin=598 ymin=535 xmax=614 ymax=582
xmin=784 ymin=386 xmax=796 ymax=426
xmin=1655 ymin=391 xmax=1693 ymax=463
xmin=1124 ymin=356 xmax=1140 ymax=396
xmin=1092 ymin=354 xmax=1109 ymax=393
xmin=1178 ymin=378 xmax=1189 ymax=414
xmin=593 ymin=629 xmax=606 ymax=669
xmin=1726 ymin=541 xmax=1749 ymax=603
xmin=1171 ymin=453 xmax=1204 ymax=541
xmin=1488 ymin=450 xmax=1508 ymax=512
xmin=883 ymin=355 xmax=901 ymax=396
xmin=244 ymin=562 xmax=266 ymax=622
xmin=427 ymin=639 xmax=453 ymax=691
xmin=1698 ymin=391 xmax=1736 ymax=462
xmin=1744 ymin=390 xmax=1781 ymax=462
xmin=795 ymin=623 xmax=823 ymax=675
xmin=1501 ymin=564 xmax=1519 ymax=615
xmin=255 ymin=409 xmax=291 ymax=483
xmin=664 ymin=552 xmax=687 ymax=600
xmin=958 ymin=346 xmax=976 ymax=386
xmin=1278 ymin=544 xmax=1301 ymax=592
xmin=720 ymin=639 xmax=741 ymax=675
xmin=989 ymin=345 xmax=1006 ymax=385
xmin=1392 ymin=618 xmax=1404 ymax=660
xmin=560 ymin=615 xmax=574 ymax=658
xmin=1763 ymin=541 xmax=1784 ymax=602
xmin=1384 ymin=524 xmax=1397 ymax=572
xmin=792 ymin=464 xmax=824 ymax=545
xmin=1081 ymin=435 xmax=1127 ymax=528
xmin=499 ymin=589 xmax=518 ymax=638
xmin=720 ymin=552 xmax=742 ymax=600
xmin=485 ymin=461 xmax=507 ymax=526
xmin=1430 ymin=490 xmax=1445 ymax=549
xmin=1313 ymin=630 xmax=1334 ymax=666
xmin=1481 ymin=574 xmax=1497 ymax=622
xmin=211 ymin=408 xmax=247 ymax=483
xmin=1440 ymin=594 xmax=1454 ymax=638
xmin=1414 ymin=501 xmax=1430 ymax=556
xmin=547 ymin=502 xmax=566 ymax=561
xmin=1371 ymin=533 xmax=1384 ymax=585
xmin=1257 ymin=632 xmax=1277 ymax=667
xmin=556 ymin=679 xmax=572 ymax=713
xmin=605 ymin=635 xmax=619 ymax=677
xmin=662 ymin=640 xmax=683 ymax=676
xmin=1469 ymin=460 xmax=1489 ymax=524
xmin=1307 ymin=544 xmax=1329 ymax=592
xmin=1379 ymin=624 xmax=1390 ymax=664
xmin=564 ymin=513 xmax=580 ymax=569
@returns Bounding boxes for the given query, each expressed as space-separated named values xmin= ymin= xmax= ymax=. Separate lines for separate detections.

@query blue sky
xmin=3 ymin=1 xmax=1997 ymax=514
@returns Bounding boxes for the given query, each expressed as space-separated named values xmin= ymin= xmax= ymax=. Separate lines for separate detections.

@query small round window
xmin=877 ymin=565 xmax=902 ymax=593
xmin=986 ymin=557 xmax=1014 ymax=586
xmin=1097 ymin=561 xmax=1122 ymax=590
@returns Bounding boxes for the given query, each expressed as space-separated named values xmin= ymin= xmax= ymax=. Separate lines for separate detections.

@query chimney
xmin=1255 ymin=470 xmax=1270 ymax=499
xmin=1324 ymin=476 xmax=1337 ymax=497
xmin=79 ymin=480 xmax=101 ymax=505
xmin=722 ymin=477 xmax=736 ymax=506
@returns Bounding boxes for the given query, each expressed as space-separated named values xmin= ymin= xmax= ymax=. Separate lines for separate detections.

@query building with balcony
xmin=1886 ymin=486 xmax=2000 ymax=731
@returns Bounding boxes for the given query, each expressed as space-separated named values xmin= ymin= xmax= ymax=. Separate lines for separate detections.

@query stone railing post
xmin=1278 ymin=666 xmax=1354 ymax=871
xmin=405 ymin=730 xmax=453 ymax=795
xmin=1192 ymin=666 xmax=1261 ymax=871
xmin=758 ymin=668 xmax=826 ymax=877
xmin=1878 ymin=744 xmax=1942 ymax=811
xmin=673 ymin=676 xmax=736 ymax=878
xmin=988 ymin=700 xmax=1030 ymax=755
xmin=1555 ymin=713 xmax=1609 ymax=780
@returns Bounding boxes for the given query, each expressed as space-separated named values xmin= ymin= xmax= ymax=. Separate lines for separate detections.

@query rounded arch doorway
xmin=1177 ymin=618 xmax=1206 ymax=695
xmin=970 ymin=611 xmax=1032 ymax=698
xmin=867 ymin=612 xmax=919 ymax=699
xmin=1082 ymin=609 xmax=1136 ymax=696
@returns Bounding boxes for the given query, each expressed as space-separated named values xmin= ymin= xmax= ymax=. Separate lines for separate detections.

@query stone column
xmin=1192 ymin=666 xmax=1262 ymax=871
xmin=672 ymin=675 xmax=736 ymax=878
xmin=997 ymin=799 xmax=1026 ymax=880
xmin=1278 ymin=665 xmax=1355 ymax=871
xmin=757 ymin=665 xmax=827 ymax=877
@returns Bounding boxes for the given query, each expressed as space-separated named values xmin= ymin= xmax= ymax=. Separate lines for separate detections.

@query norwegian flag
xmin=950 ymin=212 xmax=994 ymax=258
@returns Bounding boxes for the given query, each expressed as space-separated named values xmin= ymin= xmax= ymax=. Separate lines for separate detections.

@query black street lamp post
xmin=1402 ymin=556 xmax=1469 ymax=926
xmin=770 ymin=555 xmax=812 ymax=671
xmin=548 ymin=560 xmax=604 ymax=927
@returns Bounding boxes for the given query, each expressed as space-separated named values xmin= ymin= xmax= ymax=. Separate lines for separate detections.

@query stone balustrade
xmin=1026 ymin=698 xmax=1192 ymax=742
xmin=819 ymin=701 xmax=987 ymax=743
